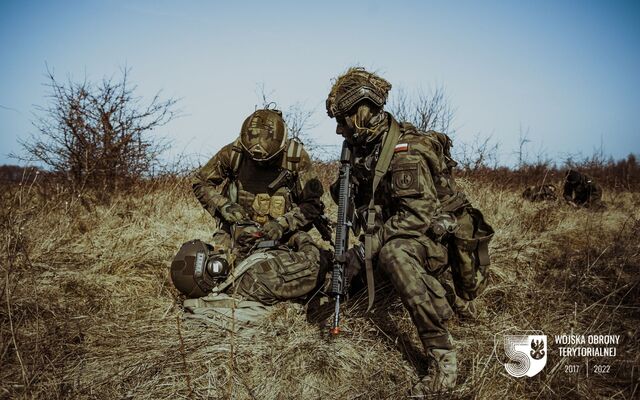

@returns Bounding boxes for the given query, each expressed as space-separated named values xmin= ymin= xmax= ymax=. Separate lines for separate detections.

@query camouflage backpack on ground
xmin=523 ymin=184 xmax=557 ymax=201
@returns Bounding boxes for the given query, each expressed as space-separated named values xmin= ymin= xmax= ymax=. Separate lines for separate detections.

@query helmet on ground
xmin=170 ymin=240 xmax=230 ymax=298
xmin=240 ymin=109 xmax=288 ymax=161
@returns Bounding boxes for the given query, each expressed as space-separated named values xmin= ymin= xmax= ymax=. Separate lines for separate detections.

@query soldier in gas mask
xmin=326 ymin=68 xmax=493 ymax=393
xmin=171 ymin=108 xmax=328 ymax=306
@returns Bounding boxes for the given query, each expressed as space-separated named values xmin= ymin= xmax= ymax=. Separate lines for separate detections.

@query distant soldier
xmin=563 ymin=169 xmax=604 ymax=208
xmin=522 ymin=184 xmax=558 ymax=202
xmin=170 ymin=108 xmax=328 ymax=307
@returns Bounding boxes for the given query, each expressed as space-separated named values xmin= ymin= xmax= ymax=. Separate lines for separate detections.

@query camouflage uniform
xmin=326 ymin=68 xmax=492 ymax=391
xmin=230 ymin=231 xmax=322 ymax=305
xmin=522 ymin=184 xmax=558 ymax=201
xmin=344 ymin=121 xmax=456 ymax=350
xmin=185 ymin=109 xmax=326 ymax=304
xmin=427 ymin=131 xmax=493 ymax=304
xmin=427 ymin=131 xmax=493 ymax=318
xmin=563 ymin=169 xmax=603 ymax=208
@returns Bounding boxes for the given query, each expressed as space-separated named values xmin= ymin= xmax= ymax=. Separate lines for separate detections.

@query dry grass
xmin=1 ymin=167 xmax=639 ymax=399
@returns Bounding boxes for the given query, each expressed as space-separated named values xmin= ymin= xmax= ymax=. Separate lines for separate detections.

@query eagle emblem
xmin=530 ymin=339 xmax=545 ymax=360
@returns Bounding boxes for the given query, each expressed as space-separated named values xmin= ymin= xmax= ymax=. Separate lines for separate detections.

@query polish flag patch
xmin=394 ymin=143 xmax=409 ymax=152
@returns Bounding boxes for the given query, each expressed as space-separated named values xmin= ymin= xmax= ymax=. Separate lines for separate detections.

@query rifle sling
xmin=364 ymin=118 xmax=400 ymax=312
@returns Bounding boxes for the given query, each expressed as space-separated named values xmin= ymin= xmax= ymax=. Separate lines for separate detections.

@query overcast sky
xmin=1 ymin=0 xmax=638 ymax=166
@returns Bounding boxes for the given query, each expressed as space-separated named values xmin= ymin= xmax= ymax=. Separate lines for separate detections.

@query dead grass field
xmin=1 ymin=167 xmax=639 ymax=399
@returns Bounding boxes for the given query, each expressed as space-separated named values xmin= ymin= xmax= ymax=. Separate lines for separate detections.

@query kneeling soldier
xmin=326 ymin=68 xmax=493 ymax=393
xmin=171 ymin=108 xmax=328 ymax=305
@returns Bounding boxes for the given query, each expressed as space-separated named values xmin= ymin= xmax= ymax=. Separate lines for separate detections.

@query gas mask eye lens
xmin=207 ymin=260 xmax=224 ymax=275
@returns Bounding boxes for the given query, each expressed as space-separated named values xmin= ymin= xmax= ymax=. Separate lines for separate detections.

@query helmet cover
xmin=240 ymin=109 xmax=288 ymax=161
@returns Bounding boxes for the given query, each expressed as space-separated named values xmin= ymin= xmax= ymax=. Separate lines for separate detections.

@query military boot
xmin=412 ymin=348 xmax=457 ymax=395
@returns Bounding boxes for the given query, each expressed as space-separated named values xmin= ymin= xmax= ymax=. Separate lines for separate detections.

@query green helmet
xmin=240 ymin=109 xmax=288 ymax=161
xmin=170 ymin=240 xmax=230 ymax=298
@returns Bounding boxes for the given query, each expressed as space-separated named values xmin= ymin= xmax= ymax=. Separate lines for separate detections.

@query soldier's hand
xmin=262 ymin=219 xmax=285 ymax=241
xmin=234 ymin=224 xmax=264 ymax=250
xmin=219 ymin=202 xmax=247 ymax=224
xmin=430 ymin=213 xmax=458 ymax=241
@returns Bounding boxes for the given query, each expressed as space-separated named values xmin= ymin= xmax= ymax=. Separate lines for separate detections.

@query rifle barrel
xmin=330 ymin=141 xmax=352 ymax=335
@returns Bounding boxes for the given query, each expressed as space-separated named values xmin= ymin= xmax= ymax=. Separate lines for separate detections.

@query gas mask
xmin=170 ymin=240 xmax=231 ymax=298
xmin=338 ymin=103 xmax=388 ymax=145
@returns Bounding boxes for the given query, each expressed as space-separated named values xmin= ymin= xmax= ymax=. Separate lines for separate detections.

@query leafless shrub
xmin=255 ymin=82 xmax=320 ymax=155
xmin=515 ymin=125 xmax=531 ymax=168
xmin=389 ymin=85 xmax=456 ymax=134
xmin=284 ymin=102 xmax=317 ymax=147
xmin=455 ymin=133 xmax=500 ymax=172
xmin=388 ymin=85 xmax=503 ymax=174
xmin=17 ymin=67 xmax=179 ymax=197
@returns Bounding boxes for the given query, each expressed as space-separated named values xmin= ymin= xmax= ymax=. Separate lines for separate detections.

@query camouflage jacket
xmin=192 ymin=139 xmax=324 ymax=234
xmin=340 ymin=117 xmax=449 ymax=256
xmin=563 ymin=170 xmax=602 ymax=205
xmin=424 ymin=130 xmax=470 ymax=212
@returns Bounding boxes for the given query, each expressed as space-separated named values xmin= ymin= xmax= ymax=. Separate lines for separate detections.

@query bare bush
xmin=255 ymin=82 xmax=320 ymax=155
xmin=283 ymin=102 xmax=317 ymax=145
xmin=18 ymin=67 xmax=178 ymax=196
xmin=389 ymin=85 xmax=456 ymax=134
xmin=387 ymin=85 xmax=502 ymax=172
xmin=515 ymin=125 xmax=531 ymax=168
xmin=455 ymin=133 xmax=500 ymax=172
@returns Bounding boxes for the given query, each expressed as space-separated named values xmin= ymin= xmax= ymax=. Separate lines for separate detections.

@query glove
xmin=219 ymin=202 xmax=246 ymax=224
xmin=234 ymin=224 xmax=264 ymax=250
xmin=261 ymin=219 xmax=285 ymax=241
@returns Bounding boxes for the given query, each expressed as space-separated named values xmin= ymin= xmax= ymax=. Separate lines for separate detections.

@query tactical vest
xmin=226 ymin=138 xmax=304 ymax=225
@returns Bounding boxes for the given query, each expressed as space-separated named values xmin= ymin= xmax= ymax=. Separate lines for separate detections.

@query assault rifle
xmin=329 ymin=141 xmax=353 ymax=335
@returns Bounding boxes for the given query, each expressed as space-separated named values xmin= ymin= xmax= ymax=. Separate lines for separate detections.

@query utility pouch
xmin=450 ymin=207 xmax=494 ymax=301
xmin=252 ymin=193 xmax=271 ymax=225
xmin=269 ymin=195 xmax=286 ymax=218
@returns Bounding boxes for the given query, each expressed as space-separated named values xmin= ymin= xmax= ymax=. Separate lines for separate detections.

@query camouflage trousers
xmin=378 ymin=237 xmax=454 ymax=351
xmin=212 ymin=230 xmax=321 ymax=305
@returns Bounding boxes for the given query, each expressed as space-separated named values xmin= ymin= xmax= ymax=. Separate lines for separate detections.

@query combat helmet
xmin=170 ymin=240 xmax=230 ymax=298
xmin=240 ymin=108 xmax=288 ymax=162
xmin=326 ymin=67 xmax=392 ymax=144
xmin=565 ymin=169 xmax=583 ymax=184
xmin=326 ymin=67 xmax=392 ymax=118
